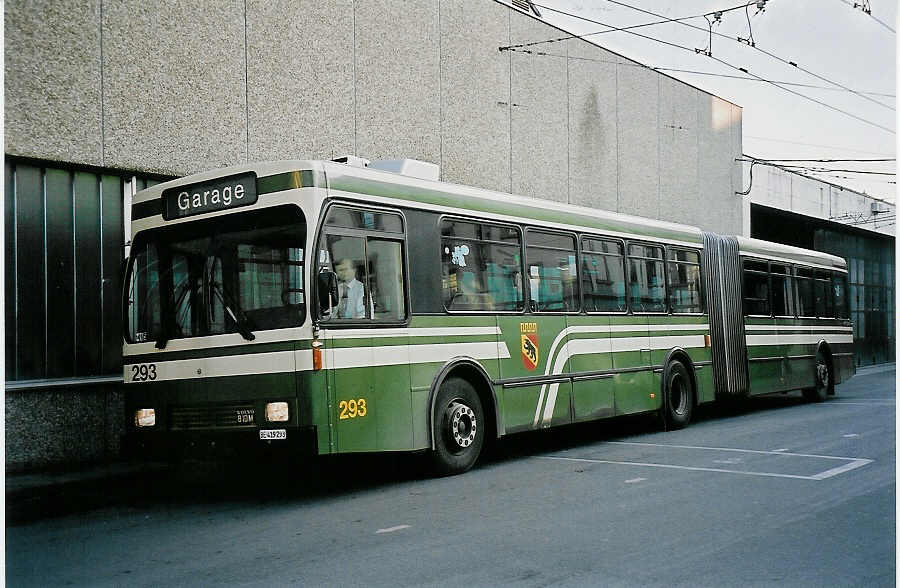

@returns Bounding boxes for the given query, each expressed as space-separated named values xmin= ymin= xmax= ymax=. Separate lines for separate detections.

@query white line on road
xmin=825 ymin=401 xmax=896 ymax=406
xmin=811 ymin=459 xmax=874 ymax=480
xmin=538 ymin=456 xmax=818 ymax=480
xmin=772 ymin=448 xmax=790 ymax=452
xmin=624 ymin=477 xmax=646 ymax=483
xmin=376 ymin=525 xmax=411 ymax=534
xmin=537 ymin=441 xmax=874 ymax=481
xmin=605 ymin=441 xmax=863 ymax=461
xmin=843 ymin=434 xmax=860 ymax=438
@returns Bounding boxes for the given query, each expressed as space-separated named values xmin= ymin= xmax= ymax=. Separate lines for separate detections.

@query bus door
xmin=614 ymin=242 xmax=667 ymax=415
xmin=497 ymin=314 xmax=571 ymax=431
xmin=318 ymin=205 xmax=412 ymax=453
xmin=498 ymin=229 xmax=579 ymax=431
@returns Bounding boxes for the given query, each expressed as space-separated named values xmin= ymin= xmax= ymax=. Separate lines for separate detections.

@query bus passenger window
xmin=742 ymin=259 xmax=770 ymax=316
xmin=814 ymin=270 xmax=834 ymax=318
xmin=833 ymin=273 xmax=850 ymax=319
xmin=581 ymin=238 xmax=626 ymax=312
xmin=770 ymin=264 xmax=795 ymax=317
xmin=795 ymin=267 xmax=815 ymax=317
xmin=441 ymin=220 xmax=523 ymax=312
xmin=526 ymin=230 xmax=578 ymax=312
xmin=627 ymin=244 xmax=666 ymax=313
xmin=667 ymin=249 xmax=702 ymax=313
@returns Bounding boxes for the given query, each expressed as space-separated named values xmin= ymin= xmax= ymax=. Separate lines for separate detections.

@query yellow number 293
xmin=339 ymin=398 xmax=368 ymax=420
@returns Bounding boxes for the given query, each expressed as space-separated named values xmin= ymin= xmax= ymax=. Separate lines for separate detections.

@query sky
xmin=532 ymin=0 xmax=896 ymax=202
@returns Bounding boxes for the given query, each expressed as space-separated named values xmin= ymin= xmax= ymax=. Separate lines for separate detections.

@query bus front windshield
xmin=126 ymin=205 xmax=306 ymax=346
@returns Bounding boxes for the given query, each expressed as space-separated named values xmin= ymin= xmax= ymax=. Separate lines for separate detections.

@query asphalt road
xmin=7 ymin=366 xmax=895 ymax=587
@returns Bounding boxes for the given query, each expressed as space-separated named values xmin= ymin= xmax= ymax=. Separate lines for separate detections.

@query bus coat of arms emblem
xmin=520 ymin=322 xmax=539 ymax=371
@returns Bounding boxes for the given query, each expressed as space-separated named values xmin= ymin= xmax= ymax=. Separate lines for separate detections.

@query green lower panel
xmin=572 ymin=377 xmax=615 ymax=421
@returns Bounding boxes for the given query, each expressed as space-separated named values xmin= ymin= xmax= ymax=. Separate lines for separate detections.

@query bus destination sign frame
xmin=162 ymin=172 xmax=259 ymax=220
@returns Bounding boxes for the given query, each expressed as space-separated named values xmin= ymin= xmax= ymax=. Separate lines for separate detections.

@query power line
xmin=530 ymin=3 xmax=896 ymax=134
xmin=654 ymin=67 xmax=895 ymax=98
xmin=739 ymin=158 xmax=896 ymax=175
xmin=744 ymin=135 xmax=894 ymax=156
xmin=535 ymin=0 xmax=896 ymax=113
xmin=754 ymin=158 xmax=895 ymax=163
xmin=837 ymin=0 xmax=896 ymax=33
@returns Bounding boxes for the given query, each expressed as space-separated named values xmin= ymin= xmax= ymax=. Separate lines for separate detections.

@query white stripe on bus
xmin=538 ymin=334 xmax=708 ymax=426
xmin=327 ymin=341 xmax=511 ymax=369
xmin=743 ymin=325 xmax=853 ymax=332
xmin=533 ymin=325 xmax=709 ymax=427
xmin=125 ymin=350 xmax=299 ymax=382
xmin=745 ymin=334 xmax=854 ymax=346
xmin=325 ymin=326 xmax=502 ymax=339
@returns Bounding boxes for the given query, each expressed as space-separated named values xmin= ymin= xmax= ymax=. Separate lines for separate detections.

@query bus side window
xmin=627 ymin=243 xmax=666 ymax=313
xmin=667 ymin=248 xmax=702 ymax=314
xmin=833 ymin=272 xmax=850 ymax=319
xmin=441 ymin=219 xmax=523 ymax=312
xmin=795 ymin=267 xmax=815 ymax=317
xmin=581 ymin=238 xmax=626 ymax=312
xmin=770 ymin=263 xmax=795 ymax=317
xmin=319 ymin=206 xmax=407 ymax=322
xmin=525 ymin=230 xmax=578 ymax=312
xmin=814 ymin=270 xmax=834 ymax=318
xmin=742 ymin=259 xmax=770 ymax=316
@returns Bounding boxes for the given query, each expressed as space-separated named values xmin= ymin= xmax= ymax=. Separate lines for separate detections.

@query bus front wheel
xmin=430 ymin=377 xmax=484 ymax=476
xmin=663 ymin=360 xmax=693 ymax=429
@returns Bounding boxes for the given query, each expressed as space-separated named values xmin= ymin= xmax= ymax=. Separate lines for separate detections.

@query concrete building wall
xmin=5 ymin=0 xmax=743 ymax=232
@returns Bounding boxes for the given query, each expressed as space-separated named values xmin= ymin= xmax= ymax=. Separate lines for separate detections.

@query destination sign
xmin=162 ymin=172 xmax=258 ymax=220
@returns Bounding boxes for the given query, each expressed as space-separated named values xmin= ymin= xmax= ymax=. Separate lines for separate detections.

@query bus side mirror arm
xmin=318 ymin=270 xmax=339 ymax=316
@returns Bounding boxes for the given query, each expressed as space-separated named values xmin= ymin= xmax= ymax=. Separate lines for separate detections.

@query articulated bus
xmin=123 ymin=157 xmax=854 ymax=474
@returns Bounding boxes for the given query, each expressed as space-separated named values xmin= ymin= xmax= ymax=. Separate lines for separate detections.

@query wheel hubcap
xmin=447 ymin=401 xmax=477 ymax=450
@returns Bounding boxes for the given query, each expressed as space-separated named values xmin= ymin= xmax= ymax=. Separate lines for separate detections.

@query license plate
xmin=259 ymin=429 xmax=286 ymax=440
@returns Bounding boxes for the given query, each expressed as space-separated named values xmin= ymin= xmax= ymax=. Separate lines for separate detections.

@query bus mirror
xmin=318 ymin=270 xmax=339 ymax=315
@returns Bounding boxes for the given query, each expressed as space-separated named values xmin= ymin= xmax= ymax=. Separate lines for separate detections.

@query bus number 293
xmin=130 ymin=364 xmax=158 ymax=382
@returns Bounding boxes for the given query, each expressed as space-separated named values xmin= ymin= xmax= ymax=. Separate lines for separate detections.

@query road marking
xmin=825 ymin=401 xmax=895 ymax=406
xmin=624 ymin=477 xmax=646 ymax=484
xmin=810 ymin=459 xmax=874 ymax=480
xmin=843 ymin=433 xmax=860 ymax=438
xmin=772 ymin=448 xmax=790 ymax=452
xmin=537 ymin=441 xmax=874 ymax=481
xmin=606 ymin=441 xmax=863 ymax=461
xmin=376 ymin=525 xmax=411 ymax=534
xmin=712 ymin=458 xmax=743 ymax=464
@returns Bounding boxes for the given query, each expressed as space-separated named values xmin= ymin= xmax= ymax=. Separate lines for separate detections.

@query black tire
xmin=429 ymin=377 xmax=484 ymax=476
xmin=802 ymin=349 xmax=832 ymax=402
xmin=663 ymin=360 xmax=693 ymax=429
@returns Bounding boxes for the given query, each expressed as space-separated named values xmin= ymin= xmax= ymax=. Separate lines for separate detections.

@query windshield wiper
xmin=210 ymin=280 xmax=256 ymax=341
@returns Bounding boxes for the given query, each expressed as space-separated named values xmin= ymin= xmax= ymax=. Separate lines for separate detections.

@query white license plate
xmin=259 ymin=429 xmax=286 ymax=440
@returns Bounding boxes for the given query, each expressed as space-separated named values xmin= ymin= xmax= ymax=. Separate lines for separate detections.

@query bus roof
xmin=736 ymin=236 xmax=847 ymax=271
xmin=320 ymin=160 xmax=705 ymax=247
xmin=133 ymin=159 xmax=846 ymax=270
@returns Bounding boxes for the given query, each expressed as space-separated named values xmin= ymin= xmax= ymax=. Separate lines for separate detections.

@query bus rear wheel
xmin=430 ymin=377 xmax=484 ymax=476
xmin=663 ymin=360 xmax=693 ymax=429
xmin=802 ymin=350 xmax=832 ymax=402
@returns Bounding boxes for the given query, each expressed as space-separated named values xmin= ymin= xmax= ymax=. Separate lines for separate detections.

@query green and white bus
xmin=123 ymin=157 xmax=854 ymax=474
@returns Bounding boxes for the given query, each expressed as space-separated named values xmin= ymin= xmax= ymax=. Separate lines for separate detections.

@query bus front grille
xmin=169 ymin=404 xmax=257 ymax=430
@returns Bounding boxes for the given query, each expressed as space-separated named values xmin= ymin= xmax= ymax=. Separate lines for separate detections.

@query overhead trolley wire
xmin=530 ymin=3 xmax=896 ymax=134
xmin=534 ymin=0 xmax=895 ymax=113
xmin=837 ymin=0 xmax=896 ymax=33
xmin=653 ymin=67 xmax=895 ymax=98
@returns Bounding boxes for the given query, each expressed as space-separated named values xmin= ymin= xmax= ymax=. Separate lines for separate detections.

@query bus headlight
xmin=266 ymin=402 xmax=289 ymax=422
xmin=135 ymin=408 xmax=156 ymax=427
